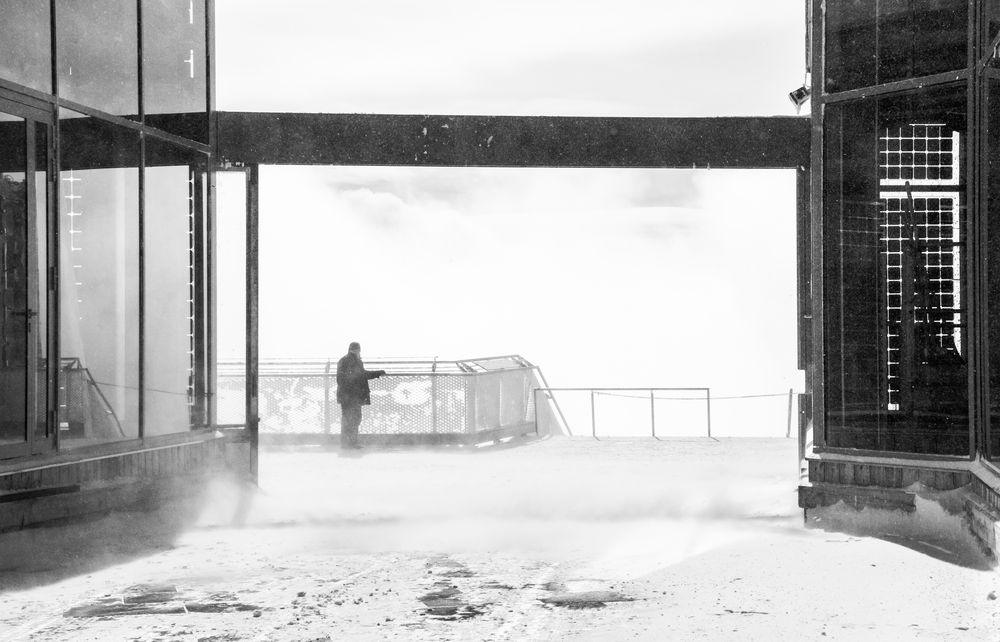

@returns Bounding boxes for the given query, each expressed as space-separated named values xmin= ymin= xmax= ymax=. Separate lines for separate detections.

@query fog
xmin=214 ymin=167 xmax=800 ymax=436
xmin=201 ymin=439 xmax=800 ymax=557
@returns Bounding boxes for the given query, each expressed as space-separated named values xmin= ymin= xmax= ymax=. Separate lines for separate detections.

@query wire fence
xmin=217 ymin=360 xmax=802 ymax=443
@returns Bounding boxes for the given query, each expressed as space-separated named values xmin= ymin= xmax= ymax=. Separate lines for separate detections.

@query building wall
xmin=804 ymin=1 xmax=1000 ymax=540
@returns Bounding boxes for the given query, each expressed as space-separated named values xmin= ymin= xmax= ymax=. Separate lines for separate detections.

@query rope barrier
xmin=592 ymin=391 xmax=790 ymax=401
xmin=91 ymin=381 xmax=192 ymax=397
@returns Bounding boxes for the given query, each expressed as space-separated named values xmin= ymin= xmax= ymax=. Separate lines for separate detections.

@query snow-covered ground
xmin=0 ymin=437 xmax=997 ymax=641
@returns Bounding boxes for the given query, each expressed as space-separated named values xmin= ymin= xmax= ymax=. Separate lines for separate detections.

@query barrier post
xmin=591 ymin=390 xmax=596 ymax=439
xmin=323 ymin=360 xmax=331 ymax=434
xmin=786 ymin=387 xmax=794 ymax=438
xmin=650 ymin=389 xmax=656 ymax=437
xmin=533 ymin=388 xmax=539 ymax=436
xmin=706 ymin=389 xmax=712 ymax=438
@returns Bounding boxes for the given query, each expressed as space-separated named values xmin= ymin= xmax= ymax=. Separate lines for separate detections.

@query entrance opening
xmin=254 ymin=166 xmax=799 ymax=441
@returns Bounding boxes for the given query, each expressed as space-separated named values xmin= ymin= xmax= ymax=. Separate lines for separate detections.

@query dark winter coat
xmin=336 ymin=352 xmax=385 ymax=406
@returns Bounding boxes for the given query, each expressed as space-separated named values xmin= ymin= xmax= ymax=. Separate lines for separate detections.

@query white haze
xmin=216 ymin=167 xmax=800 ymax=436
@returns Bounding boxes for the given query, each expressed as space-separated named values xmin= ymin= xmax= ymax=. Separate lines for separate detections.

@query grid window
xmin=879 ymin=124 xmax=960 ymax=186
xmin=878 ymin=192 xmax=962 ymax=409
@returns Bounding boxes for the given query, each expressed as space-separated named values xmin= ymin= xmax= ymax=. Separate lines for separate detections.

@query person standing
xmin=336 ymin=342 xmax=386 ymax=449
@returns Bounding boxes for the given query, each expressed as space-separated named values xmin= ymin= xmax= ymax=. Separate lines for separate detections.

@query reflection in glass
xmin=59 ymin=110 xmax=140 ymax=446
xmin=988 ymin=0 xmax=1000 ymax=58
xmin=34 ymin=123 xmax=49 ymax=442
xmin=0 ymin=0 xmax=52 ymax=93
xmin=143 ymin=0 xmax=209 ymax=142
xmin=823 ymin=88 xmax=968 ymax=455
xmin=988 ymin=80 xmax=1000 ymax=461
xmin=144 ymin=138 xmax=204 ymax=435
xmin=56 ymin=0 xmax=139 ymax=117
xmin=825 ymin=0 xmax=968 ymax=93
xmin=0 ymin=116 xmax=28 ymax=446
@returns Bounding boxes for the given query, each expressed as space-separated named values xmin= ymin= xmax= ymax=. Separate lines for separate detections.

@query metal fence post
xmin=591 ymin=390 xmax=596 ymax=439
xmin=431 ymin=358 xmax=438 ymax=434
xmin=706 ymin=388 xmax=712 ymax=438
xmin=786 ymin=387 xmax=793 ymax=438
xmin=533 ymin=388 xmax=539 ymax=436
xmin=650 ymin=389 xmax=656 ymax=438
xmin=323 ymin=360 xmax=331 ymax=434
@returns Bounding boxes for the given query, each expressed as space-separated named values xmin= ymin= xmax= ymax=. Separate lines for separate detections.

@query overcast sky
xmin=216 ymin=1 xmax=807 ymax=116
xmin=213 ymin=3 xmax=807 ymax=435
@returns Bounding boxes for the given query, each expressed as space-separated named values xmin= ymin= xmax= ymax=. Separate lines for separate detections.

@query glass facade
xmin=825 ymin=0 xmax=968 ymax=93
xmin=58 ymin=109 xmax=141 ymax=446
xmin=0 ymin=1 xmax=52 ymax=93
xmin=56 ymin=0 xmax=140 ymax=117
xmin=0 ymin=1 xmax=214 ymax=459
xmin=989 ymin=80 xmax=1000 ymax=460
xmin=143 ymin=0 xmax=209 ymax=142
xmin=823 ymin=87 xmax=968 ymax=455
xmin=811 ymin=2 xmax=1000 ymax=460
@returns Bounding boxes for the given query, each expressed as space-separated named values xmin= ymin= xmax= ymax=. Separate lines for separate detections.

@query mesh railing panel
xmin=362 ymin=374 xmax=467 ymax=435
xmin=259 ymin=375 xmax=327 ymax=435
xmin=216 ymin=358 xmax=536 ymax=438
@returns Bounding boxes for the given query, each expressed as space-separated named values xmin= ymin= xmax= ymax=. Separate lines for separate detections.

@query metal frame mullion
xmin=192 ymin=167 xmax=207 ymax=427
xmin=25 ymin=121 xmax=39 ymax=453
xmin=966 ymin=66 xmax=979 ymax=460
xmin=821 ymin=70 xmax=971 ymax=106
xmin=810 ymin=0 xmax=826 ymax=451
xmin=136 ymin=0 xmax=144 ymax=125
xmin=246 ymin=165 xmax=259 ymax=483
xmin=138 ymin=133 xmax=146 ymax=440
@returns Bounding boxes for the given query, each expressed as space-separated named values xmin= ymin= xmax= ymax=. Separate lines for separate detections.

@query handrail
xmin=216 ymin=355 xmax=535 ymax=376
xmin=533 ymin=387 xmax=712 ymax=439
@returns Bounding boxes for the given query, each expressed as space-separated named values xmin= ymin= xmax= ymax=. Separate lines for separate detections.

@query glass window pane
xmin=143 ymin=0 xmax=208 ymax=142
xmin=823 ymin=87 xmax=968 ymax=455
xmin=59 ymin=109 xmax=140 ymax=446
xmin=825 ymin=0 xmax=968 ymax=93
xmin=0 ymin=0 xmax=52 ymax=93
xmin=215 ymin=172 xmax=246 ymax=427
xmin=144 ymin=137 xmax=204 ymax=436
xmin=34 ymin=123 xmax=49 ymax=442
xmin=56 ymin=0 xmax=139 ymax=118
xmin=0 ymin=115 xmax=28 ymax=447
xmin=824 ymin=1 xmax=877 ymax=94
xmin=988 ymin=80 xmax=1000 ymax=461
xmin=987 ymin=0 xmax=1000 ymax=55
xmin=878 ymin=0 xmax=968 ymax=84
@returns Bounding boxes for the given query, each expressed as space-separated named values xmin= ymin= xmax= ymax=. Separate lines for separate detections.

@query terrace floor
xmin=0 ymin=437 xmax=997 ymax=640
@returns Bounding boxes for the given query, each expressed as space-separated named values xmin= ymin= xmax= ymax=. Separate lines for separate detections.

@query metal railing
xmin=534 ymin=387 xmax=711 ymax=438
xmin=533 ymin=387 xmax=799 ymax=439
xmin=217 ymin=355 xmax=543 ymax=445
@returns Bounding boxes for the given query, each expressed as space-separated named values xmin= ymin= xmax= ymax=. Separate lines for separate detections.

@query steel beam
xmin=215 ymin=112 xmax=810 ymax=169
